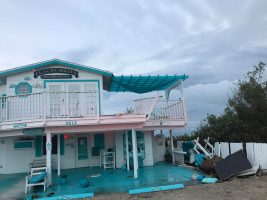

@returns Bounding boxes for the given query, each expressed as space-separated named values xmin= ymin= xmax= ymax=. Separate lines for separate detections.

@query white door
xmin=84 ymin=83 xmax=98 ymax=116
xmin=68 ymin=84 xmax=81 ymax=117
xmin=48 ymin=84 xmax=65 ymax=117
xmin=46 ymin=82 xmax=98 ymax=117
xmin=76 ymin=136 xmax=90 ymax=168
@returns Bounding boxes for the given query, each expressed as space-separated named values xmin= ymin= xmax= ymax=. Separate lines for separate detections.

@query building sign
xmin=23 ymin=128 xmax=45 ymax=135
xmin=13 ymin=123 xmax=27 ymax=128
xmin=34 ymin=68 xmax=79 ymax=79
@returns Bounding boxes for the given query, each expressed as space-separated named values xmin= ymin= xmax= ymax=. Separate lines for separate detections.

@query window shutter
xmin=60 ymin=134 xmax=65 ymax=155
xmin=94 ymin=134 xmax=105 ymax=149
xmin=35 ymin=136 xmax=42 ymax=157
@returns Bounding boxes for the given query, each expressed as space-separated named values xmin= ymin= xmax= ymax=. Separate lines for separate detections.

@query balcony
xmin=0 ymin=92 xmax=186 ymax=130
xmin=0 ymin=91 xmax=99 ymax=122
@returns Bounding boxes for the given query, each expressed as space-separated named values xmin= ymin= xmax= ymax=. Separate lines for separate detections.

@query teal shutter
xmin=60 ymin=134 xmax=64 ymax=155
xmin=94 ymin=134 xmax=105 ymax=149
xmin=35 ymin=136 xmax=42 ymax=157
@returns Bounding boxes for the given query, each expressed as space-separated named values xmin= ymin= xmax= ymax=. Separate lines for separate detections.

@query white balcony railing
xmin=134 ymin=97 xmax=185 ymax=120
xmin=0 ymin=91 xmax=99 ymax=122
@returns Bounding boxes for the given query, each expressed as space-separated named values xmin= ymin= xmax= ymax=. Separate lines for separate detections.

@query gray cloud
xmin=0 ymin=0 xmax=266 ymax=133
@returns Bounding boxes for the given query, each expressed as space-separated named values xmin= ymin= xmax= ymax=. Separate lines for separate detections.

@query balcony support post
xmin=125 ymin=131 xmax=130 ymax=171
xmin=169 ymin=130 xmax=175 ymax=164
xmin=46 ymin=131 xmax=52 ymax=186
xmin=132 ymin=129 xmax=138 ymax=178
xmin=57 ymin=134 xmax=61 ymax=176
xmin=179 ymin=81 xmax=187 ymax=122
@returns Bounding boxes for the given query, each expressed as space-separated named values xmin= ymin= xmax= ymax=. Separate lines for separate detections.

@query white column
xmin=180 ymin=81 xmax=187 ymax=122
xmin=125 ymin=131 xmax=130 ymax=171
xmin=46 ymin=132 xmax=52 ymax=186
xmin=132 ymin=129 xmax=138 ymax=178
xmin=170 ymin=130 xmax=175 ymax=164
xmin=57 ymin=134 xmax=61 ymax=176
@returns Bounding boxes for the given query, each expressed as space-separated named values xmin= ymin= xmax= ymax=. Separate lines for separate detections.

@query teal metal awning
xmin=108 ymin=74 xmax=189 ymax=93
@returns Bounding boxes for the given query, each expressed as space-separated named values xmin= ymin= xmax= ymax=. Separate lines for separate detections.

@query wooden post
xmin=57 ymin=134 xmax=61 ymax=176
xmin=132 ymin=129 xmax=138 ymax=178
xmin=170 ymin=130 xmax=175 ymax=164
xmin=125 ymin=131 xmax=130 ymax=171
xmin=46 ymin=131 xmax=52 ymax=186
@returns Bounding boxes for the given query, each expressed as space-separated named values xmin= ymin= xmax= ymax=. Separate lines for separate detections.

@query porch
xmin=26 ymin=162 xmax=201 ymax=198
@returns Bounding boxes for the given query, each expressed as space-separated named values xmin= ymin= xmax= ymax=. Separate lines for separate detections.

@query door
xmin=76 ymin=136 xmax=90 ymax=168
xmin=84 ymin=83 xmax=98 ymax=116
xmin=48 ymin=84 xmax=65 ymax=117
xmin=68 ymin=84 xmax=81 ymax=117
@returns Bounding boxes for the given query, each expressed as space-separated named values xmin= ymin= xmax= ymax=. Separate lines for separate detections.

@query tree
xmin=177 ymin=62 xmax=267 ymax=142
xmin=228 ymin=62 xmax=267 ymax=141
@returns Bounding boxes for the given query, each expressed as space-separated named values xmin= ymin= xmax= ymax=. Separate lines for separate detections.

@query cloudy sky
xmin=0 ymin=0 xmax=267 ymax=134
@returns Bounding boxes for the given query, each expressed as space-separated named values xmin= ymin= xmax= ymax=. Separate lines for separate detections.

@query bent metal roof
xmin=0 ymin=59 xmax=189 ymax=93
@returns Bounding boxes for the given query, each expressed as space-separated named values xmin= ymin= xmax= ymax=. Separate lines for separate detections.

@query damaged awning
xmin=108 ymin=74 xmax=189 ymax=93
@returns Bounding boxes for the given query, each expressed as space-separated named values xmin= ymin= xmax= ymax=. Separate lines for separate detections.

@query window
xmin=42 ymin=136 xmax=58 ymax=155
xmin=15 ymin=82 xmax=32 ymax=95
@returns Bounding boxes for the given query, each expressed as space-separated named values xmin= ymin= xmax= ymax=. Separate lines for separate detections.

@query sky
xmin=0 ymin=0 xmax=267 ymax=135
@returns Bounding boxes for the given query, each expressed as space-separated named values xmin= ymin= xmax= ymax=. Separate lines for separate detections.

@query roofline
xmin=0 ymin=59 xmax=113 ymax=77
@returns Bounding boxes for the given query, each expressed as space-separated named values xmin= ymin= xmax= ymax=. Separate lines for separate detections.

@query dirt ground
xmin=91 ymin=175 xmax=267 ymax=200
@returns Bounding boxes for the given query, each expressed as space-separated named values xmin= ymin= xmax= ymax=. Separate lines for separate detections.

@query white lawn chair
xmin=193 ymin=137 xmax=213 ymax=159
xmin=204 ymin=137 xmax=214 ymax=156
xmin=25 ymin=167 xmax=47 ymax=194
xmin=103 ymin=152 xmax=116 ymax=170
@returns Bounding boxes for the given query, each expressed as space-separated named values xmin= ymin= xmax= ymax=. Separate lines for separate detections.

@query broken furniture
xmin=193 ymin=137 xmax=213 ymax=159
xmin=215 ymin=150 xmax=252 ymax=181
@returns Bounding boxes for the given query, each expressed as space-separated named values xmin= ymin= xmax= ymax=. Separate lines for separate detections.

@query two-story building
xmin=0 ymin=59 xmax=188 ymax=186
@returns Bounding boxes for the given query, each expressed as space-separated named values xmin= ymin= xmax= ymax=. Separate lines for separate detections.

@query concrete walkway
xmin=0 ymin=178 xmax=25 ymax=200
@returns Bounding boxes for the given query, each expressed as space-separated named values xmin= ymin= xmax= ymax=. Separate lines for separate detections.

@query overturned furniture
xmin=215 ymin=150 xmax=252 ymax=181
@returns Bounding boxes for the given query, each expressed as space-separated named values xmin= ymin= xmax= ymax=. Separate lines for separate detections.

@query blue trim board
xmin=36 ymin=192 xmax=94 ymax=200
xmin=0 ymin=59 xmax=113 ymax=77
xmin=128 ymin=184 xmax=185 ymax=195
xmin=43 ymin=79 xmax=101 ymax=114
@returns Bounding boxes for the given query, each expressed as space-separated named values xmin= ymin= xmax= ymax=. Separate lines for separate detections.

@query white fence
xmin=214 ymin=142 xmax=267 ymax=170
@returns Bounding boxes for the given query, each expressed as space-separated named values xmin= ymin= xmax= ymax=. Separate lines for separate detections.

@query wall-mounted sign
xmin=34 ymin=68 xmax=79 ymax=79
xmin=13 ymin=123 xmax=27 ymax=128
xmin=23 ymin=128 xmax=45 ymax=135
xmin=65 ymin=121 xmax=77 ymax=126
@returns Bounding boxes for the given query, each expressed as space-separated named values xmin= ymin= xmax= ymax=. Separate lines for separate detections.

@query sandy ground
xmin=91 ymin=175 xmax=267 ymax=200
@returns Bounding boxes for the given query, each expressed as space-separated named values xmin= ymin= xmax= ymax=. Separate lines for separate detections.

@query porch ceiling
xmin=108 ymin=75 xmax=189 ymax=93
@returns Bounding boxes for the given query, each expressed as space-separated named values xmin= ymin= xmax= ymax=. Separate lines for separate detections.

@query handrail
xmin=134 ymin=96 xmax=185 ymax=120
xmin=0 ymin=91 xmax=99 ymax=122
